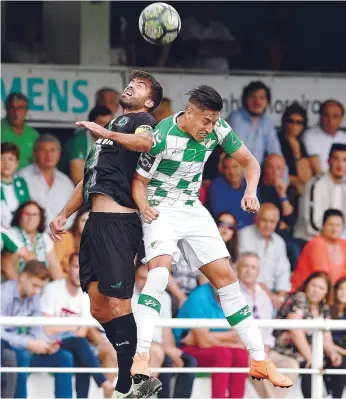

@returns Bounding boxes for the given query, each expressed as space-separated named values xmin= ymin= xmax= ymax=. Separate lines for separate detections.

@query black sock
xmin=101 ymin=314 xmax=137 ymax=394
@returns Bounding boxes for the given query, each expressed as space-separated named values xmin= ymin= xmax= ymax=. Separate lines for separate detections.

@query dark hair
xmin=5 ymin=92 xmax=28 ymax=109
xmin=215 ymin=211 xmax=239 ymax=262
xmin=128 ymin=70 xmax=163 ymax=112
xmin=331 ymin=277 xmax=346 ymax=319
xmin=187 ymin=85 xmax=223 ymax=112
xmin=11 ymin=201 xmax=46 ymax=233
xmin=22 ymin=260 xmax=49 ymax=280
xmin=322 ymin=209 xmax=345 ymax=225
xmin=241 ymin=81 xmax=271 ymax=107
xmin=281 ymin=101 xmax=308 ymax=131
xmin=88 ymin=106 xmax=112 ymax=122
xmin=1 ymin=142 xmax=20 ymax=159
xmin=319 ymin=99 xmax=345 ymax=117
xmin=95 ymin=87 xmax=119 ymax=105
xmin=298 ymin=271 xmax=334 ymax=307
xmin=329 ymin=143 xmax=346 ymax=159
xmin=70 ymin=206 xmax=89 ymax=236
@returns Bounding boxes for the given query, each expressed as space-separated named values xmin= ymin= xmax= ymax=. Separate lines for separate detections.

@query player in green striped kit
xmin=131 ymin=86 xmax=293 ymax=389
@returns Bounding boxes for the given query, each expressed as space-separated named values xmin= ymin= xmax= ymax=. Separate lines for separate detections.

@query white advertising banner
xmin=1 ymin=65 xmax=124 ymax=123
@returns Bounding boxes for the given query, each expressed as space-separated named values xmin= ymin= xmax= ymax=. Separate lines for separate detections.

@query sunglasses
xmin=217 ymin=221 xmax=236 ymax=231
xmin=286 ymin=118 xmax=304 ymax=125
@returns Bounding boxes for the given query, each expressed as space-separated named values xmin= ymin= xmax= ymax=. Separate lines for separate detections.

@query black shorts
xmin=79 ymin=212 xmax=142 ymax=298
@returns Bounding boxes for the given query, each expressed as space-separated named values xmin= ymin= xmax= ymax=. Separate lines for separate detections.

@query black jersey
xmin=83 ymin=112 xmax=156 ymax=209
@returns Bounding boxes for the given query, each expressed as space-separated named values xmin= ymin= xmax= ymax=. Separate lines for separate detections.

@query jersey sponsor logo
xmin=111 ymin=281 xmax=123 ymax=289
xmin=152 ymin=129 xmax=162 ymax=148
xmin=172 ymin=148 xmax=183 ymax=156
xmin=139 ymin=152 xmax=156 ymax=172
xmin=116 ymin=116 xmax=129 ymax=127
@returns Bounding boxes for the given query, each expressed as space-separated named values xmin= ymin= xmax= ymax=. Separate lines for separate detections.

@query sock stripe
xmin=226 ymin=304 xmax=252 ymax=326
xmin=138 ymin=293 xmax=161 ymax=313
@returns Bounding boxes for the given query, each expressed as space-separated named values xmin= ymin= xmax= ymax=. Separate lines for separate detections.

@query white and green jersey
xmin=136 ymin=112 xmax=243 ymax=207
xmin=1 ymin=228 xmax=22 ymax=254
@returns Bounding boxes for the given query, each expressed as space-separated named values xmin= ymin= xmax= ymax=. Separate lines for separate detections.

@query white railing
xmin=1 ymin=317 xmax=346 ymax=399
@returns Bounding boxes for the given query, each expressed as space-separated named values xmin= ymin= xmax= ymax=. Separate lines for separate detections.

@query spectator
xmin=18 ymin=134 xmax=75 ymax=229
xmin=179 ymin=3 xmax=240 ymax=71
xmin=239 ymin=203 xmax=291 ymax=309
xmin=1 ymin=93 xmax=39 ymax=169
xmin=152 ymin=97 xmax=173 ymax=122
xmin=174 ymin=283 xmax=248 ymax=399
xmin=95 ymin=87 xmax=119 ymax=116
xmin=294 ymin=143 xmax=346 ymax=242
xmin=227 ymin=81 xmax=283 ymax=166
xmin=132 ymin=262 xmax=196 ymax=399
xmin=216 ymin=211 xmax=239 ymax=269
xmin=1 ymin=143 xmax=30 ymax=228
xmin=292 ymin=209 xmax=346 ymax=291
xmin=59 ymin=106 xmax=113 ymax=185
xmin=0 ymin=260 xmax=73 ymax=399
xmin=278 ymin=102 xmax=316 ymax=193
xmin=40 ymin=253 xmax=114 ymax=398
xmin=208 ymin=155 xmax=255 ymax=229
xmin=273 ymin=272 xmax=345 ymax=399
xmin=3 ymin=201 xmax=63 ymax=280
xmin=237 ymin=252 xmax=299 ymax=399
xmin=54 ymin=207 xmax=89 ymax=274
xmin=303 ymin=99 xmax=346 ymax=174
xmin=1 ymin=341 xmax=17 ymax=399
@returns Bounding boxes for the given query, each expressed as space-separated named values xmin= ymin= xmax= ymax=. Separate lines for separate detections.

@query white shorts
xmin=142 ymin=201 xmax=230 ymax=269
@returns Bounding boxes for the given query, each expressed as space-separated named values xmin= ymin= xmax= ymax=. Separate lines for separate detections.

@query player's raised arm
xmin=132 ymin=172 xmax=159 ymax=223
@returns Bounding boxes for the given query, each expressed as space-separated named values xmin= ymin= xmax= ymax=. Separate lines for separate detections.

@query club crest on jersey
xmin=117 ymin=116 xmax=129 ymax=127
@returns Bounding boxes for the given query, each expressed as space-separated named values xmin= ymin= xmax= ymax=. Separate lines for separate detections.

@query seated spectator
xmin=1 ymin=93 xmax=39 ymax=169
xmin=278 ymin=102 xmax=316 ymax=193
xmin=239 ymin=203 xmax=291 ymax=309
xmin=174 ymin=283 xmax=248 ymax=399
xmin=217 ymin=211 xmax=239 ymax=269
xmin=237 ymin=252 xmax=299 ymax=399
xmin=1 ymin=143 xmax=30 ymax=228
xmin=208 ymin=155 xmax=255 ymax=228
xmin=303 ymin=99 xmax=346 ymax=174
xmin=3 ymin=201 xmax=63 ymax=280
xmin=294 ymin=143 xmax=346 ymax=242
xmin=273 ymin=272 xmax=345 ymax=399
xmin=0 ymin=261 xmax=73 ymax=399
xmin=95 ymin=87 xmax=119 ymax=116
xmin=59 ymin=106 xmax=113 ymax=184
xmin=179 ymin=3 xmax=240 ymax=71
xmin=40 ymin=253 xmax=114 ymax=398
xmin=132 ymin=262 xmax=196 ymax=399
xmin=227 ymin=81 xmax=283 ymax=167
xmin=54 ymin=207 xmax=89 ymax=274
xmin=152 ymin=97 xmax=173 ymax=123
xmin=292 ymin=209 xmax=346 ymax=291
xmin=1 ymin=340 xmax=17 ymax=399
xmin=18 ymin=134 xmax=75 ymax=229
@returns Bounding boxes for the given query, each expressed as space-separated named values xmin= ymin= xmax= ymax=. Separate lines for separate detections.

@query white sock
xmin=218 ymin=281 xmax=266 ymax=361
xmin=136 ymin=267 xmax=169 ymax=357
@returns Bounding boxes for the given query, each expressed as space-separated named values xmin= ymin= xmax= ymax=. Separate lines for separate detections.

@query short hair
xmin=5 ymin=92 xmax=28 ymax=109
xmin=319 ymin=99 xmax=345 ymax=116
xmin=88 ymin=106 xmax=112 ymax=122
xmin=11 ymin=201 xmax=46 ymax=233
xmin=238 ymin=251 xmax=260 ymax=262
xmin=322 ymin=209 xmax=345 ymax=225
xmin=1 ymin=142 xmax=20 ymax=159
xmin=33 ymin=134 xmax=61 ymax=152
xmin=95 ymin=87 xmax=119 ymax=106
xmin=128 ymin=70 xmax=163 ymax=112
xmin=241 ymin=81 xmax=271 ymax=107
xmin=22 ymin=260 xmax=49 ymax=280
xmin=329 ymin=143 xmax=346 ymax=158
xmin=281 ymin=101 xmax=308 ymax=130
xmin=187 ymin=85 xmax=223 ymax=112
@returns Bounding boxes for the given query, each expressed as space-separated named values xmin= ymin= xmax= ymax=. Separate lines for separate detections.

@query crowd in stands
xmin=1 ymin=80 xmax=346 ymax=399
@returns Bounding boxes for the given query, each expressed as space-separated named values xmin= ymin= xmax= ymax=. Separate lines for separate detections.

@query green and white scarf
xmin=0 ymin=176 xmax=30 ymax=205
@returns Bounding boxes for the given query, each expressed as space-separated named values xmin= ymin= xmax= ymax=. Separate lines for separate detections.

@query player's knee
xmin=108 ymin=298 xmax=131 ymax=317
xmin=144 ymin=266 xmax=170 ymax=293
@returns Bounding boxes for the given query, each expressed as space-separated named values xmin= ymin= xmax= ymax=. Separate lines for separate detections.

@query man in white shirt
xmin=238 ymin=203 xmax=291 ymax=309
xmin=19 ymin=134 xmax=75 ymax=228
xmin=294 ymin=143 xmax=346 ymax=242
xmin=303 ymin=99 xmax=346 ymax=174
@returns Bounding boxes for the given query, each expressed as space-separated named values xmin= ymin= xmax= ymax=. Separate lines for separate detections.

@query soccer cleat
xmin=131 ymin=353 xmax=162 ymax=398
xmin=111 ymin=382 xmax=134 ymax=399
xmin=250 ymin=358 xmax=293 ymax=388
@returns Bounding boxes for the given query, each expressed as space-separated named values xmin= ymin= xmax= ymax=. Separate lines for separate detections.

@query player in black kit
xmin=50 ymin=71 xmax=163 ymax=399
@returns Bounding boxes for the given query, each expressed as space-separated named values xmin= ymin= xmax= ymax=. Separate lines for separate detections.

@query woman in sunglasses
xmin=278 ymin=102 xmax=317 ymax=193
xmin=216 ymin=212 xmax=239 ymax=270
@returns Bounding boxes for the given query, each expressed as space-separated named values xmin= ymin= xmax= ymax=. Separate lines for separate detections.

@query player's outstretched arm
xmin=76 ymin=121 xmax=153 ymax=153
xmin=50 ymin=180 xmax=84 ymax=241
xmin=132 ymin=172 xmax=159 ymax=224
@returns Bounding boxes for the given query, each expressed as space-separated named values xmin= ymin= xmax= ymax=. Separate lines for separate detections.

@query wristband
xmin=280 ymin=197 xmax=288 ymax=202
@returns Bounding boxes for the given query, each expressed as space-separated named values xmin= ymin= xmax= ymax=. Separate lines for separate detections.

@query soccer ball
xmin=139 ymin=2 xmax=181 ymax=45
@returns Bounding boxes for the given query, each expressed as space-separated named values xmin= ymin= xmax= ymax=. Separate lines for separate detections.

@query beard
xmin=119 ymin=95 xmax=143 ymax=111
